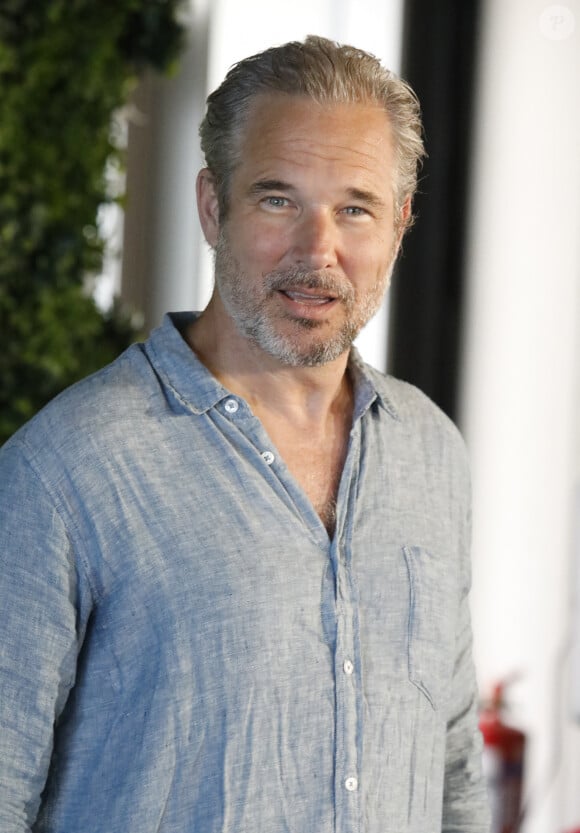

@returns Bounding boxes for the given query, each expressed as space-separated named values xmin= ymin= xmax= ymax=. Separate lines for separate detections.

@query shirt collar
xmin=144 ymin=312 xmax=399 ymax=421
xmin=347 ymin=348 xmax=400 ymax=422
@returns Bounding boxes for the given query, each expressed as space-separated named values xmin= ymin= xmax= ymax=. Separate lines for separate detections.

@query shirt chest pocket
xmin=403 ymin=545 xmax=458 ymax=711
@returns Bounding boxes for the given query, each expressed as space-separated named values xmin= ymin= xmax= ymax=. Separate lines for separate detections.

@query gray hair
xmin=199 ymin=35 xmax=425 ymax=231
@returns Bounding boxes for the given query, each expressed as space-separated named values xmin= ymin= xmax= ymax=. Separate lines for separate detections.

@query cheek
xmin=343 ymin=241 xmax=393 ymax=285
xmin=366 ymin=234 xmax=398 ymax=276
xmin=238 ymin=223 xmax=290 ymax=269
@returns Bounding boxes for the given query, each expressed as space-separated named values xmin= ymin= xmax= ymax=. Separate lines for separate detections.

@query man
xmin=0 ymin=36 xmax=490 ymax=832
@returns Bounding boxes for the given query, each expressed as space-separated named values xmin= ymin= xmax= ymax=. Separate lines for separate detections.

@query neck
xmin=185 ymin=300 xmax=353 ymax=427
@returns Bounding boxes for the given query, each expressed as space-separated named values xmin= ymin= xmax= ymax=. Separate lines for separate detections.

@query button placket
xmin=332 ymin=501 xmax=362 ymax=829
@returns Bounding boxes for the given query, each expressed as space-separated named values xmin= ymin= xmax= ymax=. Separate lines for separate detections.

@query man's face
xmin=199 ymin=94 xmax=407 ymax=367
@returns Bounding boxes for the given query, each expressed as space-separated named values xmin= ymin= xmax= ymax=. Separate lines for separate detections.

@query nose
xmin=291 ymin=208 xmax=338 ymax=270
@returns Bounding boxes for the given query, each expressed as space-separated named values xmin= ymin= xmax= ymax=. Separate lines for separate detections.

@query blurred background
xmin=2 ymin=1 xmax=579 ymax=830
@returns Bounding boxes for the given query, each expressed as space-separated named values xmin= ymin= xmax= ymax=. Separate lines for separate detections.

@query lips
xmin=267 ymin=268 xmax=354 ymax=310
xmin=281 ymin=289 xmax=336 ymax=306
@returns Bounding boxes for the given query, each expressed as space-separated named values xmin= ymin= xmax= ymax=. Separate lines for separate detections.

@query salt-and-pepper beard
xmin=213 ymin=229 xmax=397 ymax=367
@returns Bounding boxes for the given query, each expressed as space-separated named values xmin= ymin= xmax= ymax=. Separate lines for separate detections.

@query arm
xmin=0 ymin=440 xmax=81 ymax=832
xmin=442 ymin=553 xmax=490 ymax=831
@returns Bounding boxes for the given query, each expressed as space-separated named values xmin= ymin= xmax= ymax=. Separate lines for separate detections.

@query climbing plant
xmin=0 ymin=0 xmax=186 ymax=443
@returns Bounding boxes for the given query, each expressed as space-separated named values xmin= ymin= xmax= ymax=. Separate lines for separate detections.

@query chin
xmin=252 ymin=326 xmax=356 ymax=368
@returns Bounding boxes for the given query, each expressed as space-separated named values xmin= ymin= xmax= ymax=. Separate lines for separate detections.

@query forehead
xmin=233 ymin=94 xmax=396 ymax=197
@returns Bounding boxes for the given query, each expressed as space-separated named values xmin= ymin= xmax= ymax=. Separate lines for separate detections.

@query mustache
xmin=265 ymin=267 xmax=354 ymax=302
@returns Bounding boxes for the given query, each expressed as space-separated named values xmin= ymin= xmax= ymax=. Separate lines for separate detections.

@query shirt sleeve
xmin=441 ymin=591 xmax=491 ymax=831
xmin=442 ymin=480 xmax=491 ymax=833
xmin=0 ymin=440 xmax=81 ymax=832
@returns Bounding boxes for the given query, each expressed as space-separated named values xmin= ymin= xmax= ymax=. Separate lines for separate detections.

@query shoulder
xmin=366 ymin=363 xmax=466 ymax=444
xmin=0 ymin=343 xmax=151 ymax=469
xmin=360 ymin=363 xmax=471 ymax=486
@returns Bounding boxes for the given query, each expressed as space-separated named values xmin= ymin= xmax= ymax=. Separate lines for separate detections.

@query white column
xmin=121 ymin=0 xmax=211 ymax=329
xmin=460 ymin=2 xmax=580 ymax=831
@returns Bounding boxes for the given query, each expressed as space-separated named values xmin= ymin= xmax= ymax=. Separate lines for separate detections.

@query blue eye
xmin=343 ymin=206 xmax=366 ymax=216
xmin=265 ymin=196 xmax=289 ymax=207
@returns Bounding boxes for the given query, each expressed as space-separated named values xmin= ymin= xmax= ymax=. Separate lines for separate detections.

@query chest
xmin=75 ymin=405 xmax=464 ymax=699
xmin=259 ymin=418 xmax=350 ymax=535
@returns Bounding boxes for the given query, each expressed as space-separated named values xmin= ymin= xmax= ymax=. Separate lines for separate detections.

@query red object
xmin=479 ymin=682 xmax=526 ymax=833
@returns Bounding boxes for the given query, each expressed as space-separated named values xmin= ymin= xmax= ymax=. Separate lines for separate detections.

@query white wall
xmin=460 ymin=1 xmax=580 ymax=831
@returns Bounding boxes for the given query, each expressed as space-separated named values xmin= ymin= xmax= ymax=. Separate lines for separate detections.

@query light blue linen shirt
xmin=0 ymin=312 xmax=490 ymax=832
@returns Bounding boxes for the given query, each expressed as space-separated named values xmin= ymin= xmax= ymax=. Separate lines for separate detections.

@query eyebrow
xmin=247 ymin=179 xmax=295 ymax=197
xmin=345 ymin=187 xmax=387 ymax=209
xmin=248 ymin=180 xmax=387 ymax=209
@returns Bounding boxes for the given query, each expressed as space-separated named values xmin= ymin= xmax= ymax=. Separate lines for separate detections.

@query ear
xmin=196 ymin=168 xmax=220 ymax=247
xmin=399 ymin=197 xmax=411 ymax=234
xmin=394 ymin=195 xmax=412 ymax=250
xmin=400 ymin=195 xmax=412 ymax=226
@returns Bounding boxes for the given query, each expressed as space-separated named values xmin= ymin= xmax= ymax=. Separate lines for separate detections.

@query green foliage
xmin=0 ymin=0 xmax=186 ymax=443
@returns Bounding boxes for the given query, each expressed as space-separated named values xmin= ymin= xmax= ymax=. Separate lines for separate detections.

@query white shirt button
xmin=261 ymin=451 xmax=275 ymax=465
xmin=345 ymin=776 xmax=358 ymax=792
xmin=343 ymin=659 xmax=354 ymax=675
xmin=224 ymin=399 xmax=238 ymax=414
